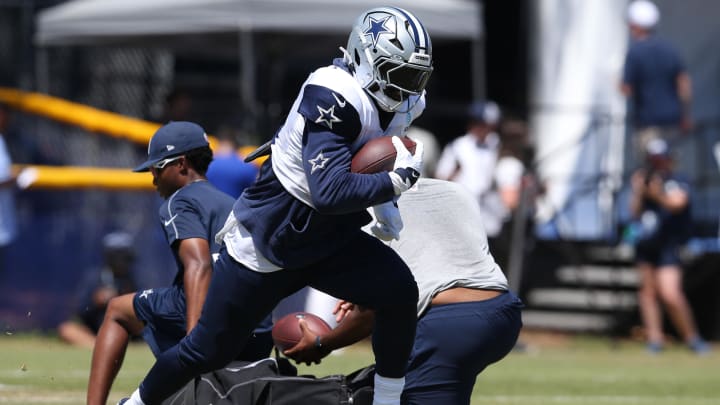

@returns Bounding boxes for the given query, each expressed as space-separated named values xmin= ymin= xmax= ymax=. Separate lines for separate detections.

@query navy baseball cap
xmin=133 ymin=121 xmax=209 ymax=172
xmin=467 ymin=100 xmax=501 ymax=125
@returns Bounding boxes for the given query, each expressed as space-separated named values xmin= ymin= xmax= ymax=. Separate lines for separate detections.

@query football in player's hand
xmin=272 ymin=312 xmax=332 ymax=352
xmin=351 ymin=136 xmax=416 ymax=174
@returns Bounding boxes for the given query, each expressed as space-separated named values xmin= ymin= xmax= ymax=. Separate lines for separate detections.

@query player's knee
xmin=106 ymin=295 xmax=143 ymax=331
xmin=659 ymin=289 xmax=683 ymax=305
xmin=105 ymin=296 xmax=129 ymax=319
xmin=177 ymin=340 xmax=230 ymax=373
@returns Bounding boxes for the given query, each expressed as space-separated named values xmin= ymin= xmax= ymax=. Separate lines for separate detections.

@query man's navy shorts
xmin=133 ymin=285 xmax=273 ymax=360
xmin=402 ymin=291 xmax=523 ymax=404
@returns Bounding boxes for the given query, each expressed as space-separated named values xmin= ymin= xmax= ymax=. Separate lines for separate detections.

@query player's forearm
xmin=320 ymin=307 xmax=374 ymax=352
xmin=629 ymin=192 xmax=644 ymax=218
xmin=303 ymin=129 xmax=396 ymax=213
xmin=183 ymin=264 xmax=212 ymax=333
xmin=309 ymin=171 xmax=396 ymax=214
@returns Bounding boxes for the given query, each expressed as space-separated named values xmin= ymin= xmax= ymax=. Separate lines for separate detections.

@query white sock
xmin=127 ymin=388 xmax=146 ymax=405
xmin=373 ymin=374 xmax=405 ymax=405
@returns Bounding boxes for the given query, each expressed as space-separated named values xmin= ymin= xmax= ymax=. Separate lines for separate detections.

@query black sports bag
xmin=161 ymin=357 xmax=374 ymax=405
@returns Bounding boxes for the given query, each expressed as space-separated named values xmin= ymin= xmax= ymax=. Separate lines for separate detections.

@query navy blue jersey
xmin=158 ymin=180 xmax=234 ymax=284
xmin=231 ymin=59 xmax=426 ymax=269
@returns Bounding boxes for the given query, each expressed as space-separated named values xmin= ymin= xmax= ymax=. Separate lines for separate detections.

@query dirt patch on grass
xmin=518 ymin=328 xmax=573 ymax=348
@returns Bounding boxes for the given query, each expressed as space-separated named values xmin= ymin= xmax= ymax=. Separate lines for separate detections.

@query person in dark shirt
xmin=58 ymin=231 xmax=137 ymax=348
xmin=621 ymin=0 xmax=692 ymax=160
xmin=628 ymin=138 xmax=709 ymax=354
xmin=86 ymin=122 xmax=273 ymax=405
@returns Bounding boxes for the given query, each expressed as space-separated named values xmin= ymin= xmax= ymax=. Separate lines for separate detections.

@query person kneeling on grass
xmin=285 ymin=178 xmax=524 ymax=405
xmin=87 ymin=122 xmax=272 ymax=405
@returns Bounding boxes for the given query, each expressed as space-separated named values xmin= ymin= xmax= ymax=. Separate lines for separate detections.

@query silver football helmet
xmin=344 ymin=7 xmax=433 ymax=112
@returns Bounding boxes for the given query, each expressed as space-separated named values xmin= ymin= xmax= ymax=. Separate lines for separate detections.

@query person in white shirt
xmin=435 ymin=101 xmax=505 ymax=236
xmin=284 ymin=179 xmax=524 ymax=405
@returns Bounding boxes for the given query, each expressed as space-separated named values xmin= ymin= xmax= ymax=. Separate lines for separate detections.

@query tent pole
xmin=471 ymin=0 xmax=486 ymax=101
xmin=238 ymin=28 xmax=258 ymax=133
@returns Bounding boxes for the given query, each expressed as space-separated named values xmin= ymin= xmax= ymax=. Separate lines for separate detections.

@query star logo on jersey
xmin=139 ymin=289 xmax=154 ymax=299
xmin=363 ymin=15 xmax=392 ymax=48
xmin=315 ymin=104 xmax=342 ymax=129
xmin=308 ymin=152 xmax=329 ymax=174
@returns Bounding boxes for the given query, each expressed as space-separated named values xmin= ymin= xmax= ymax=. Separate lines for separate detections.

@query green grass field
xmin=0 ymin=332 xmax=718 ymax=405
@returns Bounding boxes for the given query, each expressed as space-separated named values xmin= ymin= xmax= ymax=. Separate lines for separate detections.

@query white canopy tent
xmin=35 ymin=0 xmax=481 ymax=45
xmin=34 ymin=0 xmax=485 ymax=128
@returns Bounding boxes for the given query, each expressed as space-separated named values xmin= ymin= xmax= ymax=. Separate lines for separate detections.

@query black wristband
xmin=315 ymin=335 xmax=328 ymax=354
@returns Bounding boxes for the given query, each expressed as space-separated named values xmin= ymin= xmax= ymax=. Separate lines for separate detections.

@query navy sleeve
xmin=623 ymin=47 xmax=638 ymax=87
xmin=297 ymin=84 xmax=395 ymax=214
xmin=159 ymin=194 xmax=207 ymax=247
xmin=671 ymin=47 xmax=686 ymax=76
xmin=298 ymin=84 xmax=362 ymax=139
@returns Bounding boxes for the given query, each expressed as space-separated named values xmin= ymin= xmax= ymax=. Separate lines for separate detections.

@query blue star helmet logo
xmin=363 ymin=15 xmax=392 ymax=48
xmin=315 ymin=104 xmax=342 ymax=129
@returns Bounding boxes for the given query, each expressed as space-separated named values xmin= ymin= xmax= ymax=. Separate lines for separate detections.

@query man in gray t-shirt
xmin=284 ymin=178 xmax=524 ymax=405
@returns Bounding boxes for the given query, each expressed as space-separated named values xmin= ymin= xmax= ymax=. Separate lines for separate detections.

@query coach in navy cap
xmin=133 ymin=121 xmax=210 ymax=172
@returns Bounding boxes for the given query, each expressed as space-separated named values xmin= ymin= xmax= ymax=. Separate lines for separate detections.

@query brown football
xmin=272 ymin=312 xmax=332 ymax=352
xmin=351 ymin=136 xmax=416 ymax=174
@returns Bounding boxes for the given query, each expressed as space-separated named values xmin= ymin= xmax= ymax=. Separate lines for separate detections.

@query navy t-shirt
xmin=623 ymin=36 xmax=686 ymax=127
xmin=158 ymin=180 xmax=234 ymax=285
xmin=640 ymin=172 xmax=692 ymax=242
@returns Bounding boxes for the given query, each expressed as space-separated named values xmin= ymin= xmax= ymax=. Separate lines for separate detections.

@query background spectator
xmin=57 ymin=231 xmax=137 ymax=348
xmin=435 ymin=100 xmax=509 ymax=261
xmin=206 ymin=125 xmax=258 ymax=198
xmin=153 ymin=88 xmax=194 ymax=124
xmin=627 ymin=138 xmax=708 ymax=354
xmin=621 ymin=0 xmax=693 ymax=161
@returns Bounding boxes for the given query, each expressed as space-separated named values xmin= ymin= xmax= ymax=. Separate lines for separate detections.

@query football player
xmin=119 ymin=7 xmax=430 ymax=405
xmin=87 ymin=122 xmax=273 ymax=405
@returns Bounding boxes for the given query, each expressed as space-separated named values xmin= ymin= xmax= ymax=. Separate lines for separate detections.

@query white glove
xmin=370 ymin=200 xmax=403 ymax=241
xmin=388 ymin=136 xmax=424 ymax=195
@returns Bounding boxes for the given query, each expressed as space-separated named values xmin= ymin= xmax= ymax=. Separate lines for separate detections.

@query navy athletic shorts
xmin=133 ymin=285 xmax=273 ymax=360
xmin=401 ymin=291 xmax=523 ymax=405
xmin=635 ymin=236 xmax=687 ymax=267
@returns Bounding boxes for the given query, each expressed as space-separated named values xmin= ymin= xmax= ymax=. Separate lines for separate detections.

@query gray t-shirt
xmin=378 ymin=178 xmax=509 ymax=316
